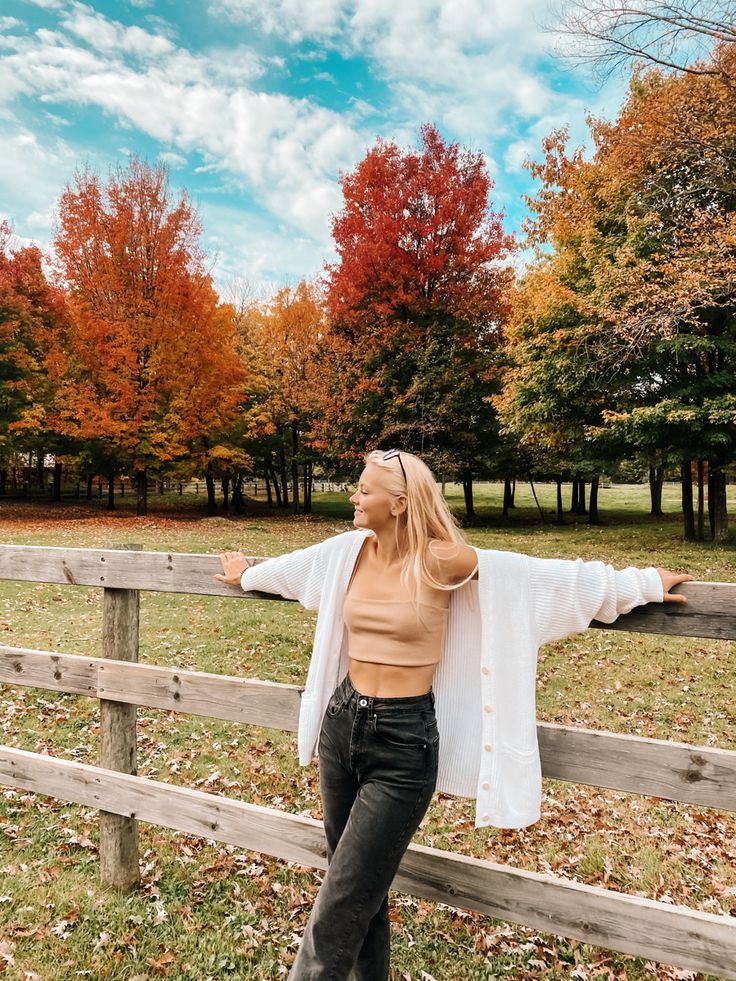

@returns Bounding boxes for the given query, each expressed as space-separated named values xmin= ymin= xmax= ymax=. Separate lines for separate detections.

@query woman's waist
xmin=347 ymin=658 xmax=436 ymax=699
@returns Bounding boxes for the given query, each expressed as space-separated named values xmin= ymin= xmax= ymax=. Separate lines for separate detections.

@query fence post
xmin=100 ymin=542 xmax=142 ymax=891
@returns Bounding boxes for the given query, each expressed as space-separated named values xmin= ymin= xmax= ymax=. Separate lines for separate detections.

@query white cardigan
xmin=240 ymin=528 xmax=663 ymax=829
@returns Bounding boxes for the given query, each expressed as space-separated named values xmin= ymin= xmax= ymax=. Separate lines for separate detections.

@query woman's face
xmin=349 ymin=462 xmax=404 ymax=531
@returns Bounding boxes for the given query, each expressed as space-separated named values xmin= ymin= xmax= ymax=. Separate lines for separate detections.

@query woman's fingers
xmin=660 ymin=570 xmax=695 ymax=604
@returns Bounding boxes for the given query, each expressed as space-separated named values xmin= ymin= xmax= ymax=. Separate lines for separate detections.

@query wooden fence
xmin=0 ymin=543 xmax=735 ymax=977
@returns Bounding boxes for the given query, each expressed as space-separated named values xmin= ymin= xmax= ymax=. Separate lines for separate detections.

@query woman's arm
xmin=426 ymin=540 xmax=478 ymax=584
xmin=528 ymin=555 xmax=694 ymax=647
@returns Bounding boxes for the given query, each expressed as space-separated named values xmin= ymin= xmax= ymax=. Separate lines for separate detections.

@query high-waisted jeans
xmin=288 ymin=673 xmax=440 ymax=981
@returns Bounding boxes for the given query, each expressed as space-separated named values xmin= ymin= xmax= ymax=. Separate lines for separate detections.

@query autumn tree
xmin=239 ymin=280 xmax=325 ymax=514
xmin=321 ymin=124 xmax=514 ymax=517
xmin=52 ymin=158 xmax=247 ymax=514
xmin=0 ymin=220 xmax=72 ymax=498
xmin=510 ymin=42 xmax=735 ymax=540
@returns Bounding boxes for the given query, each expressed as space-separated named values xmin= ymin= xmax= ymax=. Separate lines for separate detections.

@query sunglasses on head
xmin=382 ymin=448 xmax=407 ymax=484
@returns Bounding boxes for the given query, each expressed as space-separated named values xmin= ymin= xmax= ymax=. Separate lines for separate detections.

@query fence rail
xmin=0 ymin=543 xmax=735 ymax=977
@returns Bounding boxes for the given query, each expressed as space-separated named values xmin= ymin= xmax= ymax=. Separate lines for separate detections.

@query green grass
xmin=0 ymin=482 xmax=734 ymax=980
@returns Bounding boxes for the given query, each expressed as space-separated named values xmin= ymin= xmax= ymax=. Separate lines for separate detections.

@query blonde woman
xmin=216 ymin=449 xmax=691 ymax=980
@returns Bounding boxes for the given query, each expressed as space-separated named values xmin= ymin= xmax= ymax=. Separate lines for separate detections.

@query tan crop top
xmin=344 ymin=594 xmax=450 ymax=666
xmin=343 ymin=544 xmax=477 ymax=667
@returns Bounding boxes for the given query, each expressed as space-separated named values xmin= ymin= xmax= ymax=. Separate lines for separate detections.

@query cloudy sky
xmin=0 ymin=0 xmax=629 ymax=293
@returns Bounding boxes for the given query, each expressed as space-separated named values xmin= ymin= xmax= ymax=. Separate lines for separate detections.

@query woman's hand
xmin=214 ymin=550 xmax=251 ymax=586
xmin=656 ymin=568 xmax=695 ymax=604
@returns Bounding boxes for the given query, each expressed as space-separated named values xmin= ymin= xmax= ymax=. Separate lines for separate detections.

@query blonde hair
xmin=363 ymin=449 xmax=470 ymax=604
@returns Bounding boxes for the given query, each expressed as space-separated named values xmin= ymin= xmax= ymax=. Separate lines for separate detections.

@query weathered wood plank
xmin=0 ymin=645 xmax=98 ymax=697
xmin=2 ymin=648 xmax=735 ymax=810
xmin=592 ymin=579 xmax=736 ymax=639
xmin=537 ymin=723 xmax=736 ymax=811
xmin=96 ymin=660 xmax=302 ymax=732
xmin=0 ymin=544 xmax=279 ymax=599
xmin=0 ymin=747 xmax=734 ymax=978
xmin=0 ymin=545 xmax=734 ymax=639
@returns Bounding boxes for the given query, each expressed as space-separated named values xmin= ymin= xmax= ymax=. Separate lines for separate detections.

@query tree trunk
xmin=291 ymin=421 xmax=300 ymax=516
xmin=221 ymin=476 xmax=230 ymax=511
xmin=204 ymin=466 xmax=217 ymax=515
xmin=264 ymin=462 xmax=274 ymax=507
xmin=528 ymin=474 xmax=546 ymax=524
xmin=232 ymin=472 xmax=244 ymax=513
xmin=588 ymin=475 xmax=600 ymax=524
xmin=649 ymin=464 xmax=665 ymax=516
xmin=0 ymin=468 xmax=5 ymax=494
xmin=87 ymin=473 xmax=93 ymax=500
xmin=502 ymin=477 xmax=513 ymax=518
xmin=576 ymin=479 xmax=587 ymax=515
xmin=36 ymin=450 xmax=45 ymax=490
xmin=107 ymin=472 xmax=116 ymax=511
xmin=461 ymin=466 xmax=475 ymax=520
xmin=680 ymin=462 xmax=695 ymax=541
xmin=708 ymin=460 xmax=729 ymax=543
xmin=510 ymin=477 xmax=516 ymax=508
xmin=697 ymin=460 xmax=705 ymax=541
xmin=52 ymin=461 xmax=62 ymax=502
xmin=556 ymin=478 xmax=564 ymax=524
xmin=269 ymin=465 xmax=282 ymax=507
xmin=278 ymin=444 xmax=289 ymax=508
xmin=135 ymin=468 xmax=147 ymax=515
xmin=303 ymin=459 xmax=312 ymax=514
xmin=570 ymin=479 xmax=579 ymax=513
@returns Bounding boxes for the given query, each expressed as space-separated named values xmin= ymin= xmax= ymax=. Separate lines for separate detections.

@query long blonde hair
xmin=363 ymin=449 xmax=470 ymax=603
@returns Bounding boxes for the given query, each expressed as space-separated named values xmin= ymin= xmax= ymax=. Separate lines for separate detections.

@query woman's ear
xmin=392 ymin=495 xmax=408 ymax=516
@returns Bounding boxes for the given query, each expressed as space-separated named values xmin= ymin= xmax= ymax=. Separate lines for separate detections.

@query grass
xmin=0 ymin=481 xmax=734 ymax=980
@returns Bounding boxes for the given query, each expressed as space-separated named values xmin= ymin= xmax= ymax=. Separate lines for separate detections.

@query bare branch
xmin=547 ymin=0 xmax=736 ymax=82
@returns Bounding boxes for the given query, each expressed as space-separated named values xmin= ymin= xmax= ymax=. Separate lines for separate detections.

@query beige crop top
xmin=343 ymin=544 xmax=477 ymax=667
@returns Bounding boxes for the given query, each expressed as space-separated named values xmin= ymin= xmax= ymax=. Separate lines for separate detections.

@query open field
xmin=0 ymin=483 xmax=734 ymax=980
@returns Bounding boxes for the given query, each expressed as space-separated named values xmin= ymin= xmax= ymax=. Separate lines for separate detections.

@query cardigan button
xmin=483 ymin=704 xmax=492 ymax=713
xmin=484 ymin=744 xmax=492 ymax=752
xmin=481 ymin=666 xmax=489 ymax=675
xmin=482 ymin=782 xmax=490 ymax=790
xmin=482 ymin=814 xmax=490 ymax=822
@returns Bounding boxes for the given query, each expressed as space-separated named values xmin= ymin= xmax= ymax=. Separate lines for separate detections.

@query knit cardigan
xmin=240 ymin=528 xmax=663 ymax=829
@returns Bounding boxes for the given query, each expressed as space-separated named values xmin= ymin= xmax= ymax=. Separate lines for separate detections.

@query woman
xmin=215 ymin=449 xmax=692 ymax=980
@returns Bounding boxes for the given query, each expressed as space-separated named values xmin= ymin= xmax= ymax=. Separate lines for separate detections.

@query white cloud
xmin=0 ymin=9 xmax=369 ymax=245
xmin=0 ymin=17 xmax=22 ymax=30
xmin=158 ymin=150 xmax=187 ymax=168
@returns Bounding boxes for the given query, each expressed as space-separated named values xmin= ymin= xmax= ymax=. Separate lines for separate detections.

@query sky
xmin=0 ymin=0 xmax=631 ymax=296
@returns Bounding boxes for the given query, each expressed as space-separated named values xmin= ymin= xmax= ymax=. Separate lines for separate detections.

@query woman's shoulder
xmin=425 ymin=539 xmax=478 ymax=585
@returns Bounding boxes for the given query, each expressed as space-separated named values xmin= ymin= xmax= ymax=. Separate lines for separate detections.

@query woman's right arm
xmin=213 ymin=536 xmax=338 ymax=610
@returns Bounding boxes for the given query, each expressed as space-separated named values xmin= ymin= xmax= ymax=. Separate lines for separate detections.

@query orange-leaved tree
xmin=51 ymin=158 xmax=247 ymax=514
xmin=240 ymin=280 xmax=325 ymax=513
xmin=0 ymin=220 xmax=72 ymax=497
xmin=321 ymin=124 xmax=514 ymax=514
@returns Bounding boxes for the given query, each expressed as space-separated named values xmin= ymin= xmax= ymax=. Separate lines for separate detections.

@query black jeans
xmin=288 ymin=673 xmax=440 ymax=981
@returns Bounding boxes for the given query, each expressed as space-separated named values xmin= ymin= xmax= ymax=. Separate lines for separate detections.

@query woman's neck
xmin=366 ymin=526 xmax=408 ymax=568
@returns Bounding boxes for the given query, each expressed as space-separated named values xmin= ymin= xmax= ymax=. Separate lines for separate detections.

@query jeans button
xmin=358 ymin=698 xmax=368 ymax=707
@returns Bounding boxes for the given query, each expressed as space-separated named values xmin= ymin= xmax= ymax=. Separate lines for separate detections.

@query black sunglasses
xmin=382 ymin=448 xmax=407 ymax=484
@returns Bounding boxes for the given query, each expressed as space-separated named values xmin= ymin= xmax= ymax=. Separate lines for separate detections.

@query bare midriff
xmin=348 ymin=658 xmax=436 ymax=698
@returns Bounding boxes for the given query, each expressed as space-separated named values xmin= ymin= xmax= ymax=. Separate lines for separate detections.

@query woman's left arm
xmin=426 ymin=541 xmax=479 ymax=584
xmin=528 ymin=555 xmax=694 ymax=647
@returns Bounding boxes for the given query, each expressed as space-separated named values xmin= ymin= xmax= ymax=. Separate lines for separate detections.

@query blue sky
xmin=0 ymin=0 xmax=630 ymax=296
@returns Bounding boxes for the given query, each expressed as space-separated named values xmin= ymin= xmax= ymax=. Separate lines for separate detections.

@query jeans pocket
xmin=325 ymin=690 xmax=345 ymax=718
xmin=373 ymin=713 xmax=429 ymax=749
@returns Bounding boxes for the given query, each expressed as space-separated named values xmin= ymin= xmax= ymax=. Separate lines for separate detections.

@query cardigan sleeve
xmin=239 ymin=539 xmax=330 ymax=611
xmin=527 ymin=555 xmax=664 ymax=647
